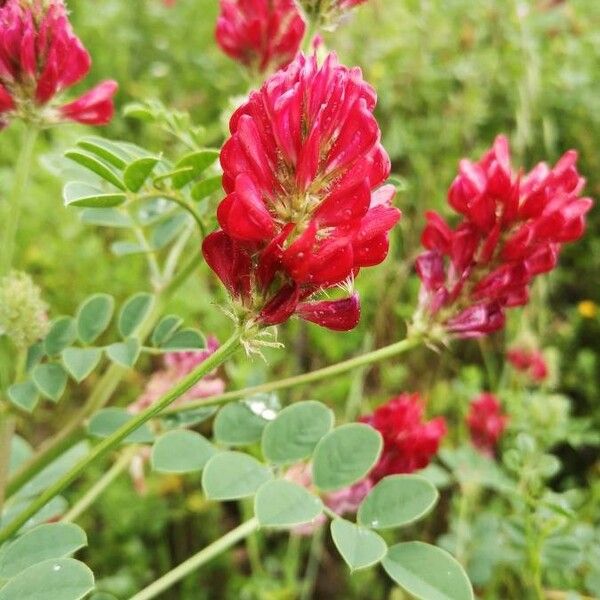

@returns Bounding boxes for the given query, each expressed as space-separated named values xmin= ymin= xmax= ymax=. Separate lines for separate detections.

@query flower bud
xmin=0 ymin=270 xmax=49 ymax=349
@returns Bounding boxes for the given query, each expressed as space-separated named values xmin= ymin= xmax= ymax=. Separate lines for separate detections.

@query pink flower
xmin=507 ymin=347 xmax=548 ymax=382
xmin=466 ymin=393 xmax=508 ymax=456
xmin=361 ymin=393 xmax=447 ymax=482
xmin=128 ymin=337 xmax=225 ymax=414
xmin=415 ymin=135 xmax=593 ymax=337
xmin=203 ymin=53 xmax=400 ymax=331
xmin=0 ymin=0 xmax=117 ymax=127
xmin=284 ymin=464 xmax=372 ymax=536
xmin=215 ymin=0 xmax=305 ymax=74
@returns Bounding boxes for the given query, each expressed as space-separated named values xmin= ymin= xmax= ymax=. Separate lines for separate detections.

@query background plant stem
xmin=62 ymin=446 xmax=136 ymax=523
xmin=129 ymin=517 xmax=260 ymax=600
xmin=0 ymin=126 xmax=39 ymax=276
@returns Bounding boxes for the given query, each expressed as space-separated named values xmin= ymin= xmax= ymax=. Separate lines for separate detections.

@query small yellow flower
xmin=578 ymin=300 xmax=598 ymax=319
xmin=186 ymin=493 xmax=209 ymax=513
xmin=157 ymin=474 xmax=183 ymax=495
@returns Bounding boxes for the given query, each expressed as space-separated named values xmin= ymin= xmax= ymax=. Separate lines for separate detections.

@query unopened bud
xmin=0 ymin=271 xmax=49 ymax=349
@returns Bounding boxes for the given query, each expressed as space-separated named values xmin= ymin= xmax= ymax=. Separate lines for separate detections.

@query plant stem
xmin=62 ymin=447 xmax=137 ymax=523
xmin=0 ymin=409 xmax=16 ymax=513
xmin=0 ymin=332 xmax=242 ymax=543
xmin=139 ymin=191 xmax=207 ymax=238
xmin=164 ymin=335 xmax=424 ymax=415
xmin=0 ymin=126 xmax=39 ymax=275
xmin=300 ymin=524 xmax=325 ymax=600
xmin=454 ymin=484 xmax=476 ymax=565
xmin=130 ymin=517 xmax=260 ymax=600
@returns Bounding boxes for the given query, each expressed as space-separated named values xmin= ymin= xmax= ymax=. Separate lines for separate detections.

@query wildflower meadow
xmin=0 ymin=1 xmax=598 ymax=599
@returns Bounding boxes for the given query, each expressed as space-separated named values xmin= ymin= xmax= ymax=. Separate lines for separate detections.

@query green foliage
xmin=312 ymin=424 xmax=382 ymax=491
xmin=151 ymin=430 xmax=216 ymax=473
xmin=0 ymin=558 xmax=94 ymax=600
xmin=330 ymin=519 xmax=387 ymax=571
xmin=76 ymin=294 xmax=115 ymax=344
xmin=2 ymin=0 xmax=599 ymax=597
xmin=201 ymin=452 xmax=273 ymax=501
xmin=118 ymin=293 xmax=155 ymax=338
xmin=261 ymin=401 xmax=334 ymax=465
xmin=0 ymin=523 xmax=87 ymax=578
xmin=213 ymin=401 xmax=269 ymax=446
xmin=382 ymin=542 xmax=473 ymax=600
xmin=357 ymin=475 xmax=439 ymax=530
xmin=255 ymin=480 xmax=323 ymax=529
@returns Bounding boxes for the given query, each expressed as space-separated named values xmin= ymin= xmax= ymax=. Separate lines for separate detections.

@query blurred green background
xmin=1 ymin=0 xmax=599 ymax=597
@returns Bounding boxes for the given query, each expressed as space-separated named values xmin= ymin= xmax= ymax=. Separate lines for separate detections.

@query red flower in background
xmin=467 ymin=393 xmax=508 ymax=456
xmin=507 ymin=347 xmax=548 ymax=382
xmin=0 ymin=0 xmax=117 ymax=128
xmin=216 ymin=0 xmax=306 ymax=74
xmin=361 ymin=393 xmax=447 ymax=482
xmin=203 ymin=53 xmax=400 ymax=331
xmin=415 ymin=135 xmax=593 ymax=337
xmin=128 ymin=337 xmax=225 ymax=415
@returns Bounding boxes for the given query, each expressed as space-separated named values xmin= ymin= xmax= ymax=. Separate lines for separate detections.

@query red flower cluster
xmin=0 ymin=0 xmax=117 ymax=128
xmin=215 ymin=0 xmax=305 ymax=75
xmin=507 ymin=347 xmax=548 ymax=382
xmin=203 ymin=53 xmax=400 ymax=331
xmin=361 ymin=393 xmax=447 ymax=482
xmin=466 ymin=393 xmax=508 ymax=456
xmin=415 ymin=136 xmax=593 ymax=337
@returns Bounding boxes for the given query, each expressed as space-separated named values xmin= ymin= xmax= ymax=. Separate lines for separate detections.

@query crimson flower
xmin=203 ymin=53 xmax=400 ymax=331
xmin=507 ymin=347 xmax=548 ymax=382
xmin=361 ymin=393 xmax=447 ymax=482
xmin=415 ymin=135 xmax=593 ymax=338
xmin=215 ymin=0 xmax=306 ymax=75
xmin=466 ymin=393 xmax=508 ymax=456
xmin=0 ymin=0 xmax=117 ymax=128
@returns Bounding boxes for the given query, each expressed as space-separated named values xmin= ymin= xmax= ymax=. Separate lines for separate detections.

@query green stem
xmin=0 ymin=332 xmax=241 ymax=543
xmin=139 ymin=191 xmax=206 ymax=238
xmin=454 ymin=484 xmax=476 ymax=565
xmin=62 ymin=447 xmax=136 ymax=523
xmin=130 ymin=517 xmax=260 ymax=600
xmin=164 ymin=335 xmax=424 ymax=415
xmin=0 ymin=409 xmax=16 ymax=513
xmin=300 ymin=524 xmax=325 ymax=600
xmin=0 ymin=126 xmax=39 ymax=275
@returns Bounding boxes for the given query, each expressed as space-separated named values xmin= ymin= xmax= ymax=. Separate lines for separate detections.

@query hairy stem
xmin=0 ymin=126 xmax=39 ymax=275
xmin=62 ymin=446 xmax=137 ymax=523
xmin=0 ymin=410 xmax=16 ymax=513
xmin=130 ymin=517 xmax=260 ymax=600
xmin=164 ymin=335 xmax=424 ymax=415
xmin=0 ymin=332 xmax=241 ymax=543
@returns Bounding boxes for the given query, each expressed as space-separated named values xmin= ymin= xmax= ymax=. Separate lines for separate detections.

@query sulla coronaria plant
xmin=0 ymin=1 xmax=594 ymax=599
